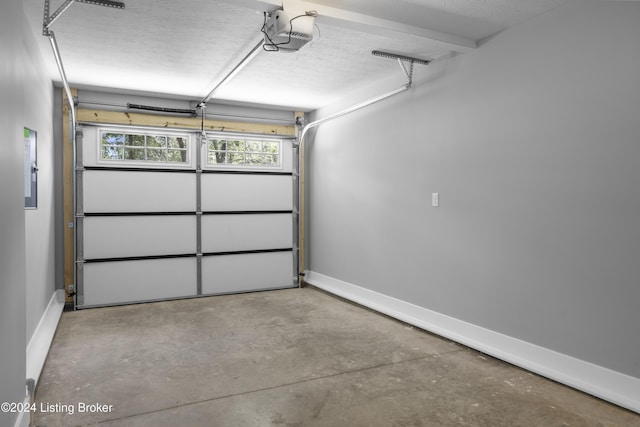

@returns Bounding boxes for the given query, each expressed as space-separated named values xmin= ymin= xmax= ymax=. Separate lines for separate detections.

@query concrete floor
xmin=34 ymin=287 xmax=639 ymax=427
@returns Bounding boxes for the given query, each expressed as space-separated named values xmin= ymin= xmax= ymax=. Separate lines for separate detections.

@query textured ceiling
xmin=23 ymin=0 xmax=571 ymax=111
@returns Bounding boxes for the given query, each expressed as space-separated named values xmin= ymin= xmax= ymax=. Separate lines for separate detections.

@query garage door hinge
xmin=26 ymin=379 xmax=35 ymax=398
xmin=67 ymin=284 xmax=77 ymax=298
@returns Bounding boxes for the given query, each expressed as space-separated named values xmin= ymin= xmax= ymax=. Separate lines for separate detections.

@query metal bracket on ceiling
xmin=397 ymin=59 xmax=414 ymax=87
xmin=371 ymin=50 xmax=430 ymax=88
xmin=370 ymin=50 xmax=431 ymax=66
xmin=43 ymin=0 xmax=125 ymax=35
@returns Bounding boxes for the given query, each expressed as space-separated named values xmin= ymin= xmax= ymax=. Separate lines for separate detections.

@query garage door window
xmin=207 ymin=138 xmax=281 ymax=168
xmin=101 ymin=130 xmax=190 ymax=164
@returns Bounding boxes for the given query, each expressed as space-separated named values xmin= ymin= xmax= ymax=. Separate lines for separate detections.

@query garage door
xmin=75 ymin=125 xmax=298 ymax=308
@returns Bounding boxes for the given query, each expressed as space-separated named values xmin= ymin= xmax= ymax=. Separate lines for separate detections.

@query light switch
xmin=432 ymin=193 xmax=439 ymax=207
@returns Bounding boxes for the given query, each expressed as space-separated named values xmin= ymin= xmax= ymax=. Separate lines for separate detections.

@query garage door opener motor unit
xmin=263 ymin=8 xmax=316 ymax=52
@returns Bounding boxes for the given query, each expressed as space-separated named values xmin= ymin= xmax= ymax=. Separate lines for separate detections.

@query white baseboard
xmin=26 ymin=289 xmax=65 ymax=390
xmin=305 ymin=271 xmax=640 ymax=414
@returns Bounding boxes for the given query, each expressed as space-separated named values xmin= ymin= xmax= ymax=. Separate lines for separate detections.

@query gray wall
xmin=1 ymin=3 xmax=56 ymax=425
xmin=307 ymin=0 xmax=640 ymax=379
xmin=1 ymin=2 xmax=28 ymax=425
xmin=24 ymin=13 xmax=56 ymax=343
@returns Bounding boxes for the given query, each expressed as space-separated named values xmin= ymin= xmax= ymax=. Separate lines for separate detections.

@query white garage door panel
xmin=83 ymin=216 xmax=197 ymax=259
xmin=201 ymin=174 xmax=292 ymax=211
xmin=201 ymin=214 xmax=292 ymax=253
xmin=84 ymin=171 xmax=196 ymax=213
xmin=77 ymin=126 xmax=296 ymax=307
xmin=83 ymin=258 xmax=197 ymax=306
xmin=202 ymin=252 xmax=293 ymax=294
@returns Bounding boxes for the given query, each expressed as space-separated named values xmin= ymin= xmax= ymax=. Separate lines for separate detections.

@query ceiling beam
xmin=220 ymin=0 xmax=476 ymax=52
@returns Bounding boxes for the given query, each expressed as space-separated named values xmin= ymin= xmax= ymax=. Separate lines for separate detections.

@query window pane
xmin=125 ymin=134 xmax=145 ymax=147
xmin=205 ymin=137 xmax=281 ymax=169
xmin=147 ymin=135 xmax=166 ymax=148
xmin=208 ymin=152 xmax=226 ymax=164
xmin=167 ymin=149 xmax=187 ymax=163
xmin=263 ymin=141 xmax=279 ymax=154
xmin=227 ymin=140 xmax=245 ymax=152
xmin=100 ymin=130 xmax=191 ymax=165
xmin=147 ymin=148 xmax=167 ymax=162
xmin=257 ymin=154 xmax=276 ymax=166
xmin=102 ymin=145 xmax=123 ymax=160
xmin=168 ymin=136 xmax=187 ymax=149
xmin=228 ymin=152 xmax=245 ymax=164
xmin=247 ymin=153 xmax=268 ymax=165
xmin=102 ymin=132 xmax=124 ymax=146
xmin=209 ymin=139 xmax=227 ymax=151
xmin=245 ymin=141 xmax=261 ymax=153
xmin=125 ymin=148 xmax=145 ymax=160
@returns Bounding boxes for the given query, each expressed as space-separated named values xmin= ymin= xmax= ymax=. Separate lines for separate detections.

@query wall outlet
xmin=432 ymin=192 xmax=439 ymax=207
